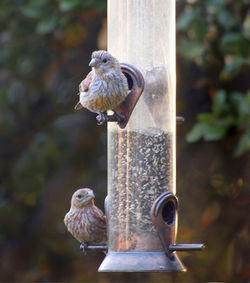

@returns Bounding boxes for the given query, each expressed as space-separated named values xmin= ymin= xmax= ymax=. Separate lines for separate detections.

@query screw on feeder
xmin=176 ymin=116 xmax=185 ymax=124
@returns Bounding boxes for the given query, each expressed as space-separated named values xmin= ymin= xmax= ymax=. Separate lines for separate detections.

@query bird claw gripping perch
xmin=114 ymin=63 xmax=145 ymax=129
xmin=96 ymin=113 xmax=108 ymax=125
xmin=96 ymin=111 xmax=126 ymax=126
xmin=80 ymin=243 xmax=88 ymax=255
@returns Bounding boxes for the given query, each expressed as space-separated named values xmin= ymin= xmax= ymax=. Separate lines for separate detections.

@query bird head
xmin=71 ymin=188 xmax=95 ymax=209
xmin=89 ymin=50 xmax=120 ymax=75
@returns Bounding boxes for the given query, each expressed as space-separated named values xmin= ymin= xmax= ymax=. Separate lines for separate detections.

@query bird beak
xmin=89 ymin=58 xmax=98 ymax=67
xmin=88 ymin=190 xmax=95 ymax=198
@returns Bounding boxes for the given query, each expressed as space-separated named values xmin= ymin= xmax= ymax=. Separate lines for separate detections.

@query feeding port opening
xmin=123 ymin=72 xmax=133 ymax=90
xmin=162 ymin=199 xmax=176 ymax=226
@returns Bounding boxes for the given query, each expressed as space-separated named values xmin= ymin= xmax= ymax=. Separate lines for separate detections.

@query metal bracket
xmin=85 ymin=244 xmax=108 ymax=251
xmin=169 ymin=243 xmax=204 ymax=251
xmin=114 ymin=63 xmax=145 ymax=129
xmin=151 ymin=191 xmax=178 ymax=257
xmin=176 ymin=116 xmax=184 ymax=124
xmin=80 ymin=244 xmax=108 ymax=254
xmin=151 ymin=191 xmax=204 ymax=257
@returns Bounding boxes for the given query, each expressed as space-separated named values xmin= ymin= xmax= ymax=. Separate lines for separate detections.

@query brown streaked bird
xmin=74 ymin=50 xmax=129 ymax=125
xmin=64 ymin=188 xmax=107 ymax=251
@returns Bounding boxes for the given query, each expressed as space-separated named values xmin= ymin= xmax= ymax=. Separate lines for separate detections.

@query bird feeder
xmin=97 ymin=0 xmax=204 ymax=272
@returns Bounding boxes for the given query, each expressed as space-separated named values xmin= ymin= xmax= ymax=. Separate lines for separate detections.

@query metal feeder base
xmin=98 ymin=251 xmax=186 ymax=272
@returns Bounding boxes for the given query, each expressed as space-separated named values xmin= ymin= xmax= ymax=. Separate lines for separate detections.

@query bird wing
xmin=79 ymin=71 xmax=94 ymax=93
xmin=90 ymin=205 xmax=106 ymax=230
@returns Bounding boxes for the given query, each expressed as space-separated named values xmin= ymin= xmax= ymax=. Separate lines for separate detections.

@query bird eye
xmin=102 ymin=58 xmax=107 ymax=63
xmin=77 ymin=194 xmax=82 ymax=199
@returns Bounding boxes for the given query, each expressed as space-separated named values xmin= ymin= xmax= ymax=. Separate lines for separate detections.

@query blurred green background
xmin=0 ymin=0 xmax=249 ymax=282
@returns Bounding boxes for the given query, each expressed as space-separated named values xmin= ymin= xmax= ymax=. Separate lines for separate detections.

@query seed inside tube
xmin=108 ymin=128 xmax=173 ymax=252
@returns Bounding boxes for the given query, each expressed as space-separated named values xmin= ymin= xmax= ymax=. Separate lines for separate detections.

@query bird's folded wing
xmin=79 ymin=71 xmax=94 ymax=93
xmin=90 ymin=206 xmax=106 ymax=230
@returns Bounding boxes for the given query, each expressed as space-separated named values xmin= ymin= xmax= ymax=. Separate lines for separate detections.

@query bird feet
xmin=96 ymin=111 xmax=126 ymax=125
xmin=96 ymin=113 xmax=108 ymax=125
xmin=80 ymin=243 xmax=88 ymax=255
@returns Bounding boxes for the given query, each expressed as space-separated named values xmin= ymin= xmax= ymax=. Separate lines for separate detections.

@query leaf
xmin=234 ymin=130 xmax=250 ymax=157
xmin=220 ymin=33 xmax=249 ymax=56
xmin=36 ymin=16 xmax=57 ymax=34
xmin=206 ymin=0 xmax=226 ymax=8
xmin=178 ymin=38 xmax=204 ymax=60
xmin=230 ymin=92 xmax=250 ymax=125
xmin=177 ymin=10 xmax=198 ymax=31
xmin=20 ymin=0 xmax=49 ymax=19
xmin=187 ymin=115 xmax=233 ymax=143
xmin=58 ymin=0 xmax=81 ymax=12
xmin=197 ymin=112 xmax=214 ymax=122
xmin=216 ymin=10 xmax=237 ymax=29
xmin=203 ymin=122 xmax=228 ymax=141
xmin=211 ymin=89 xmax=228 ymax=117
xmin=216 ymin=115 xmax=234 ymax=128
xmin=92 ymin=0 xmax=106 ymax=11
xmin=220 ymin=56 xmax=245 ymax=80
xmin=186 ymin=123 xmax=205 ymax=143
xmin=189 ymin=17 xmax=208 ymax=41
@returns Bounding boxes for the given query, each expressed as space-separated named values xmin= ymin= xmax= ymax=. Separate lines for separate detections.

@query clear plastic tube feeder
xmin=98 ymin=0 xmax=204 ymax=272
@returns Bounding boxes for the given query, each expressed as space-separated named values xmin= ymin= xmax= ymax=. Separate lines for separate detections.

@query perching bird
xmin=74 ymin=50 xmax=129 ymax=125
xmin=64 ymin=188 xmax=107 ymax=252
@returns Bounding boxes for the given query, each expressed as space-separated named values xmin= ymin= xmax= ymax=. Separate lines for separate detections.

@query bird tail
xmin=74 ymin=102 xmax=83 ymax=110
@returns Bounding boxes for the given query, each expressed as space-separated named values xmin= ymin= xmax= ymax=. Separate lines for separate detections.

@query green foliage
xmin=177 ymin=0 xmax=250 ymax=156
xmin=187 ymin=89 xmax=250 ymax=156
xmin=58 ymin=0 xmax=106 ymax=12
xmin=58 ymin=0 xmax=82 ymax=12
xmin=186 ymin=90 xmax=232 ymax=142
xmin=220 ymin=56 xmax=245 ymax=80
